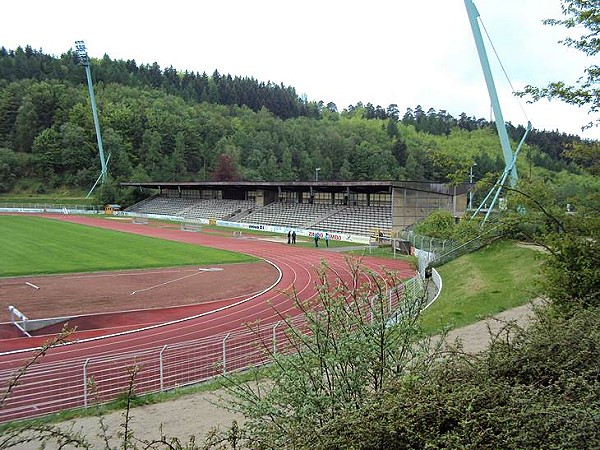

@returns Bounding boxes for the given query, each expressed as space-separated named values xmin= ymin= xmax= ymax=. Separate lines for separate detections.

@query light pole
xmin=469 ymin=162 xmax=477 ymax=209
xmin=315 ymin=167 xmax=321 ymax=181
xmin=75 ymin=40 xmax=107 ymax=194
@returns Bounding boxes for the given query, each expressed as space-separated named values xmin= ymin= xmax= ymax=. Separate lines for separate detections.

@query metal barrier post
xmin=223 ymin=333 xmax=231 ymax=374
xmin=159 ymin=345 xmax=168 ymax=391
xmin=272 ymin=321 xmax=280 ymax=355
xmin=83 ymin=358 xmax=90 ymax=408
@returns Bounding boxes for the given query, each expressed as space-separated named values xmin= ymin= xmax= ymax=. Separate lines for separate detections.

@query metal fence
xmin=399 ymin=227 xmax=500 ymax=271
xmin=398 ymin=230 xmax=459 ymax=257
xmin=0 ymin=274 xmax=424 ymax=423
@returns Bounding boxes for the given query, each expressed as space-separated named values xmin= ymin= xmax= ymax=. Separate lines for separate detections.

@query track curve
xmin=0 ymin=215 xmax=415 ymax=421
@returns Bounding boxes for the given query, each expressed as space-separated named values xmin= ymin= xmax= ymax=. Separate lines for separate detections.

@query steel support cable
xmin=479 ymin=16 xmax=530 ymax=123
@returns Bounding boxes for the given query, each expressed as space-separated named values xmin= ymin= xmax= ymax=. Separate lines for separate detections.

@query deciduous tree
xmin=211 ymin=153 xmax=242 ymax=181
xmin=519 ymin=0 xmax=599 ymax=130
xmin=219 ymin=258 xmax=434 ymax=449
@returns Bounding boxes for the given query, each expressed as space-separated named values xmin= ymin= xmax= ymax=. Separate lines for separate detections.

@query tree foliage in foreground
xmin=325 ymin=305 xmax=600 ymax=449
xmin=217 ymin=258 xmax=437 ymax=449
xmin=542 ymin=211 xmax=600 ymax=312
xmin=519 ymin=0 xmax=599 ymax=130
xmin=215 ymin=200 xmax=599 ymax=448
xmin=500 ymin=182 xmax=600 ymax=312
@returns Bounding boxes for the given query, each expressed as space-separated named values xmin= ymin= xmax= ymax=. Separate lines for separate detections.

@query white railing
xmin=0 ymin=274 xmax=423 ymax=423
xmin=0 ymin=204 xmax=102 ymax=215
xmin=8 ymin=306 xmax=31 ymax=337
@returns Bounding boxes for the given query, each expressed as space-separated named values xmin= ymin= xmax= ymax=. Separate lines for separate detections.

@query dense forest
xmin=0 ymin=45 xmax=597 ymax=205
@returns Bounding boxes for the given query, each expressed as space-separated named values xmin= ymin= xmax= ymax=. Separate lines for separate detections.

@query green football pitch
xmin=0 ymin=215 xmax=257 ymax=277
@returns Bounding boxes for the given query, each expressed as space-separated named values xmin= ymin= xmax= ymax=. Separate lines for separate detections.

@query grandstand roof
xmin=120 ymin=181 xmax=468 ymax=196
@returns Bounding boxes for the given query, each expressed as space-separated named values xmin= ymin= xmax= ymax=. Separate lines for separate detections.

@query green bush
xmin=542 ymin=215 xmax=600 ymax=312
xmin=413 ymin=209 xmax=455 ymax=238
xmin=323 ymin=306 xmax=600 ymax=449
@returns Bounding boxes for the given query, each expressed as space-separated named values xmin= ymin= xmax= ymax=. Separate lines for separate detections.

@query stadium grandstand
xmin=121 ymin=181 xmax=469 ymax=242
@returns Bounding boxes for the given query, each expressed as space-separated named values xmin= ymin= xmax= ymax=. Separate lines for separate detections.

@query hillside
xmin=0 ymin=46 xmax=597 ymax=207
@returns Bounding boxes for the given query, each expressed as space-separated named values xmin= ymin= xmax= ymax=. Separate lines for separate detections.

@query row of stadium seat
xmin=126 ymin=196 xmax=392 ymax=236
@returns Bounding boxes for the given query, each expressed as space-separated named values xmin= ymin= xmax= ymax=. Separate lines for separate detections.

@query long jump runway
xmin=0 ymin=262 xmax=278 ymax=340
xmin=0 ymin=215 xmax=415 ymax=421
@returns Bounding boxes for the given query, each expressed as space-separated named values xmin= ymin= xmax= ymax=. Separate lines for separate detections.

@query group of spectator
xmin=287 ymin=230 xmax=330 ymax=248
xmin=287 ymin=230 xmax=297 ymax=244
xmin=313 ymin=232 xmax=329 ymax=248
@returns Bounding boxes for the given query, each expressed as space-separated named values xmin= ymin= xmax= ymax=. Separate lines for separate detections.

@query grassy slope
xmin=419 ymin=240 xmax=543 ymax=333
xmin=0 ymin=193 xmax=97 ymax=205
xmin=0 ymin=216 xmax=257 ymax=277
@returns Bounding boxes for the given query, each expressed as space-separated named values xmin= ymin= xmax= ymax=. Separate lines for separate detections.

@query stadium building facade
xmin=121 ymin=181 xmax=469 ymax=243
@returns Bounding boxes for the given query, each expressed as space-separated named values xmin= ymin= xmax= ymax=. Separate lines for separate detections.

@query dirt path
xmin=445 ymin=301 xmax=540 ymax=353
xmin=12 ymin=302 xmax=540 ymax=449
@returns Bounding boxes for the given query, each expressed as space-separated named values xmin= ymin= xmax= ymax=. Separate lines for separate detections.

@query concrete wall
xmin=255 ymin=189 xmax=278 ymax=207
xmin=391 ymin=187 xmax=468 ymax=232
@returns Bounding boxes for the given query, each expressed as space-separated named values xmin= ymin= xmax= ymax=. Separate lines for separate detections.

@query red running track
xmin=0 ymin=215 xmax=415 ymax=422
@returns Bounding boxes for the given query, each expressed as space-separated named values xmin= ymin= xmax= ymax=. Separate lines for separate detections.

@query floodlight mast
xmin=75 ymin=40 xmax=107 ymax=189
xmin=463 ymin=0 xmax=517 ymax=187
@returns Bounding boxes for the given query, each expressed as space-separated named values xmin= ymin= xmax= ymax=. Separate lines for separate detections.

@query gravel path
xmin=445 ymin=301 xmax=539 ymax=353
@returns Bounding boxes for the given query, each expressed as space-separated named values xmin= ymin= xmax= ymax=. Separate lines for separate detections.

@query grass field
xmin=419 ymin=240 xmax=543 ymax=333
xmin=0 ymin=216 xmax=257 ymax=277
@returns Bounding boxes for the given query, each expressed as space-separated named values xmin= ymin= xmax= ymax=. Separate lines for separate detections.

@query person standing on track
xmin=325 ymin=233 xmax=329 ymax=247
xmin=292 ymin=230 xmax=296 ymax=244
xmin=314 ymin=234 xmax=319 ymax=247
xmin=288 ymin=230 xmax=291 ymax=244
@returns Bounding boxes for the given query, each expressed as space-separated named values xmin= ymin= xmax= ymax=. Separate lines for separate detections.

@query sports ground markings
xmin=1 ymin=215 xmax=414 ymax=357
xmin=130 ymin=267 xmax=223 ymax=295
xmin=0 ymin=218 xmax=416 ymax=426
xmin=0 ymin=259 xmax=283 ymax=357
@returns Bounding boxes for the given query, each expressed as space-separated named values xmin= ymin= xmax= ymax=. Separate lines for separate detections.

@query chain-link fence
xmin=399 ymin=227 xmax=500 ymax=271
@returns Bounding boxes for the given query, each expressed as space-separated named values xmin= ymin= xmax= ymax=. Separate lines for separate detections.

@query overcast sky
xmin=2 ymin=0 xmax=598 ymax=140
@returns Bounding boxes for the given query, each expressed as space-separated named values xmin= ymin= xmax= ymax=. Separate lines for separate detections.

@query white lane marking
xmin=130 ymin=267 xmax=223 ymax=295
